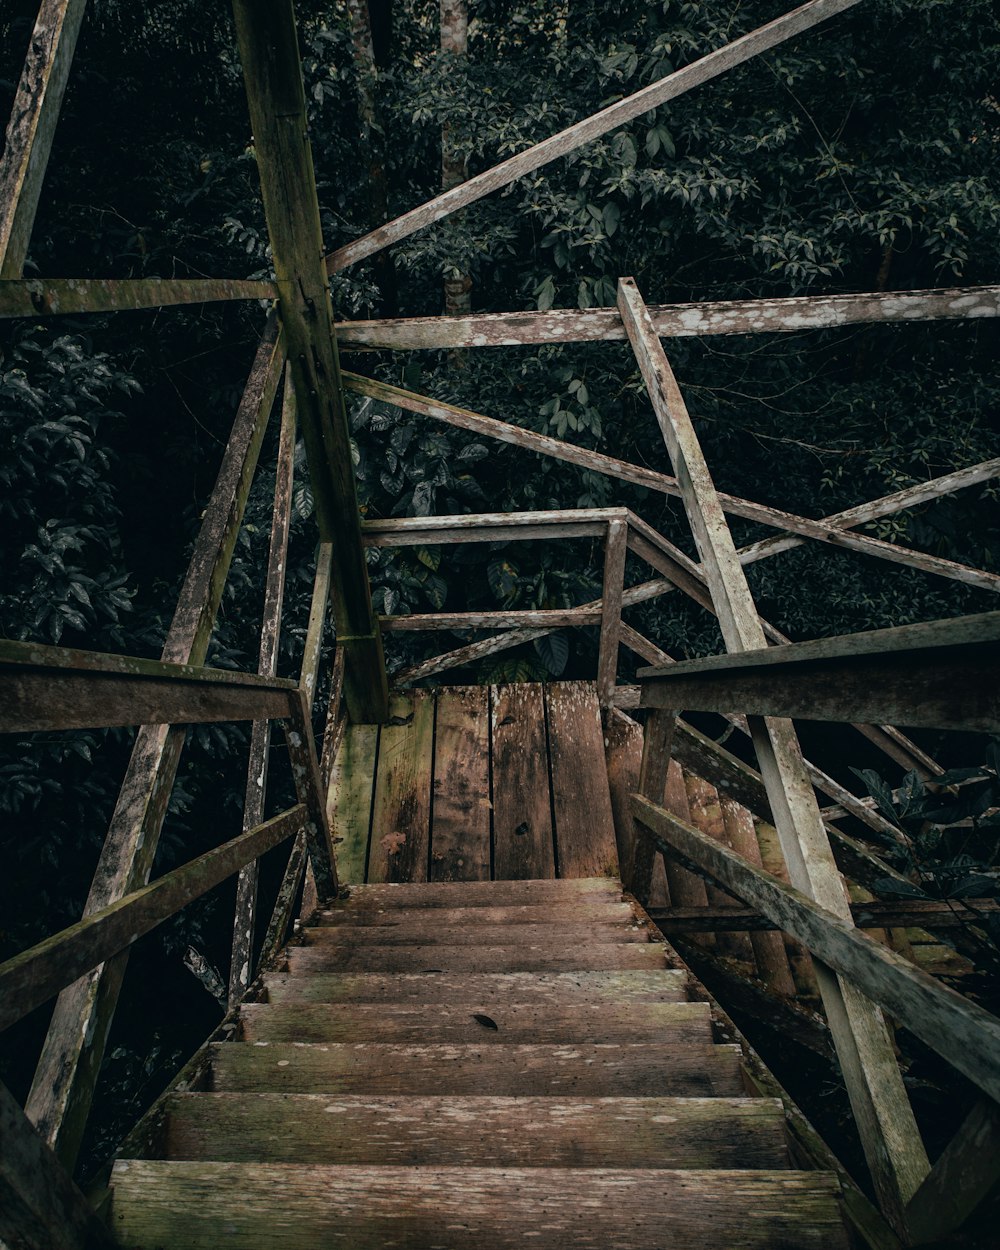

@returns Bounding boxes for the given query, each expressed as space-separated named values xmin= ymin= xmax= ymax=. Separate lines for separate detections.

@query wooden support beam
xmin=283 ymin=690 xmax=339 ymax=902
xmin=0 ymin=275 xmax=277 ymax=317
xmin=638 ymin=611 xmax=1000 ymax=732
xmin=362 ymin=507 xmax=627 ymax=547
xmin=597 ymin=519 xmax=627 ymax=708
xmin=232 ymin=0 xmax=386 ymax=723
xmin=25 ymin=318 xmax=284 ymax=1169
xmin=334 ymin=285 xmax=1000 ymax=349
xmin=904 ymin=1100 xmax=1000 ymax=1245
xmin=0 ymin=1078 xmax=115 ymax=1250
xmin=618 ymin=275 xmax=929 ymax=1228
xmin=647 ymin=898 xmax=1000 ymax=934
xmin=326 ymin=0 xmax=862 ymax=272
xmin=230 ymin=373 xmax=298 ymax=1006
xmin=629 ymin=709 xmax=676 ymax=903
xmin=381 ymin=608 xmax=600 ymax=630
xmin=632 ymin=794 xmax=1000 ymax=1110
xmin=0 ymin=0 xmax=88 ymax=277
xmin=0 ymin=806 xmax=305 ymax=1033
xmin=345 ymin=373 xmax=1000 ymax=595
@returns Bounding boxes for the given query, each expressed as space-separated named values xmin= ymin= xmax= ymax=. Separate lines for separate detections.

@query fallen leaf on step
xmin=472 ymin=1013 xmax=499 ymax=1031
xmin=380 ymin=831 xmax=406 ymax=855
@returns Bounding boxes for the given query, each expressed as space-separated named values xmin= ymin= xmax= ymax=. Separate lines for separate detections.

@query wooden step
xmin=110 ymin=1162 xmax=849 ymax=1249
xmin=312 ymin=901 xmax=637 ymax=928
xmin=262 ymin=968 xmax=689 ymax=1005
xmin=285 ymin=941 xmax=666 ymax=974
xmin=163 ymin=1093 xmax=790 ymax=1168
xmin=208 ymin=1041 xmax=744 ymax=1097
xmin=298 ymin=921 xmax=649 ymax=947
xmin=326 ymin=878 xmax=623 ymax=909
xmin=237 ymin=1000 xmax=712 ymax=1045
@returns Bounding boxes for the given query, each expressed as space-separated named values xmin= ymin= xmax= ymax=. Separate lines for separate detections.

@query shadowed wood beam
xmin=325 ymin=0 xmax=862 ymax=272
xmin=619 ymin=274 xmax=928 ymax=1228
xmin=598 ymin=519 xmax=628 ymax=708
xmin=334 ymin=285 xmax=1000 ymax=349
xmin=0 ymin=275 xmax=277 ymax=317
xmin=904 ymin=1101 xmax=1000 ymax=1245
xmin=648 ymin=898 xmax=1000 ymax=933
xmin=381 ymin=609 xmax=600 ymax=630
xmin=0 ymin=1079 xmax=116 ymax=1250
xmin=638 ymin=611 xmax=1000 ymax=733
xmin=344 ymin=374 xmax=1000 ymax=594
xmin=363 ymin=507 xmax=627 ymax=547
xmin=232 ymin=0 xmax=386 ymax=723
xmin=0 ymin=805 xmax=306 ymax=1032
xmin=632 ymin=793 xmax=1000 ymax=1110
xmin=24 ymin=317 xmax=284 ymax=1170
xmin=0 ymin=0 xmax=88 ymax=277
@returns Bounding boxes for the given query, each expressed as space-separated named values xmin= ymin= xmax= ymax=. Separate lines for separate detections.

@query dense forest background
xmin=1 ymin=0 xmax=999 ymax=1179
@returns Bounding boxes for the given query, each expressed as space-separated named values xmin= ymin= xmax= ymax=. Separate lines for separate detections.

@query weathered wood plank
xmin=661 ymin=761 xmax=711 ymax=924
xmin=111 ymin=1161 xmax=846 ymax=1249
xmin=545 ymin=683 xmax=620 ymax=879
xmin=25 ymin=317 xmax=285 ymax=1168
xmin=629 ymin=708 xmax=676 ymax=903
xmin=619 ymin=274 xmax=929 ymax=1225
xmin=262 ymin=968 xmax=687 ymax=1006
xmin=368 ymin=691 xmax=434 ymax=882
xmin=328 ymin=877 xmax=622 ymax=908
xmin=286 ymin=940 xmax=667 ymax=973
xmin=430 ymin=686 xmax=491 ymax=881
xmin=647 ymin=898 xmax=1000 ymax=933
xmin=313 ymin=901 xmax=635 ymax=928
xmin=232 ymin=0 xmax=386 ymax=721
xmin=0 ymin=1078 xmax=115 ymax=1250
xmin=326 ymin=722 xmax=378 ymax=884
xmin=491 ymin=683 xmax=555 ymax=879
xmin=299 ymin=920 xmax=646 ymax=948
xmin=639 ymin=610 xmax=1000 ymax=732
xmin=164 ymin=1092 xmax=787 ymax=1169
xmin=604 ymin=709 xmax=645 ymax=887
xmin=685 ymin=773 xmax=756 ymax=965
xmin=0 ymin=275 xmax=277 ymax=316
xmin=632 ymin=794 xmax=1000 ymax=1109
xmin=0 ymin=0 xmax=88 ymax=278
xmin=0 ymin=807 xmax=305 ymax=1032
xmin=325 ymin=0 xmax=862 ymax=273
xmin=335 ymin=286 xmax=1000 ymax=349
xmin=381 ymin=608 xmax=599 ymax=629
xmin=284 ymin=692 xmax=339 ymax=901
xmin=597 ymin=519 xmax=627 ymax=707
xmin=237 ymin=999 xmax=710 ymax=1044
xmin=208 ymin=1040 xmax=742 ymax=1096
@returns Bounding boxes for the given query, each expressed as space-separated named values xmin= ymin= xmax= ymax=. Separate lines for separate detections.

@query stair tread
xmin=327 ymin=879 xmax=623 ymax=909
xmin=299 ymin=921 xmax=650 ymax=947
xmin=110 ymin=1162 xmax=849 ymax=1249
xmin=312 ymin=902 xmax=636 ymax=928
xmin=162 ymin=1092 xmax=790 ymax=1169
xmin=262 ymin=969 xmax=689 ymax=1004
xmin=285 ymin=941 xmax=667 ymax=973
xmin=238 ymin=1000 xmax=711 ymax=1044
xmin=209 ymin=1041 xmax=745 ymax=1097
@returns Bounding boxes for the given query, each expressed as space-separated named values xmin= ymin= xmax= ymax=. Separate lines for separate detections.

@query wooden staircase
xmin=109 ymin=877 xmax=849 ymax=1248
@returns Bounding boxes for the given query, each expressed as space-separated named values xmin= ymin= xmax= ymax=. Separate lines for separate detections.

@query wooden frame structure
xmin=1 ymin=0 xmax=999 ymax=1246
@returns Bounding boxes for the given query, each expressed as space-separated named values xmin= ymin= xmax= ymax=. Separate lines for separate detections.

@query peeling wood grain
xmin=430 ymin=687 xmax=491 ymax=882
xmin=368 ymin=691 xmax=434 ymax=883
xmin=491 ymin=683 xmax=554 ymax=880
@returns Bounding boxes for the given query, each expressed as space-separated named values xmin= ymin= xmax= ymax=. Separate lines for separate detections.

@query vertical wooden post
xmin=230 ymin=0 xmax=388 ymax=723
xmin=229 ymin=371 xmax=298 ymax=1005
xmin=0 ymin=0 xmax=88 ymax=276
xmin=618 ymin=275 xmax=930 ymax=1232
xmin=597 ymin=518 xmax=627 ymax=710
xmin=629 ymin=708 xmax=676 ymax=904
xmin=284 ymin=689 xmax=339 ymax=901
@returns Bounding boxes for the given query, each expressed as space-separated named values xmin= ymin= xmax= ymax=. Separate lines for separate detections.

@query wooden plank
xmin=619 ymin=274 xmax=929 ymax=1226
xmin=164 ymin=1092 xmax=787 ymax=1169
xmin=648 ymin=898 xmax=1000 ymax=932
xmin=0 ymin=275 xmax=277 ymax=316
xmin=491 ymin=683 xmax=555 ymax=879
xmin=629 ymin=708 xmax=676 ymax=903
xmin=325 ymin=0 xmax=862 ymax=273
xmin=286 ymin=941 xmax=667 ymax=974
xmin=299 ymin=920 xmax=646 ymax=948
xmin=262 ymin=968 xmax=688 ymax=1006
xmin=597 ymin=519 xmax=627 ymax=707
xmin=111 ymin=1162 xmax=846 ymax=1250
xmin=603 ymin=709 xmax=645 ymax=886
xmin=0 ymin=1078 xmax=115 ymax=1250
xmin=326 ymin=722 xmax=378 ymax=884
xmin=430 ymin=686 xmax=491 ymax=881
xmin=639 ymin=612 xmax=1000 ymax=732
xmin=368 ymin=691 xmax=434 ymax=883
xmin=632 ymin=794 xmax=1000 ymax=1109
xmin=685 ymin=773 xmax=756 ymax=965
xmin=237 ymin=999 xmax=710 ymax=1044
xmin=208 ymin=1040 xmax=742 ymax=1097
xmin=25 ymin=317 xmax=285 ymax=1168
xmin=231 ymin=0 xmax=386 ymax=721
xmin=381 ymin=608 xmax=599 ymax=629
xmin=328 ymin=877 xmax=622 ymax=908
xmin=661 ymin=761 xmax=711 ymax=922
xmin=545 ymin=683 xmax=619 ymax=879
xmin=313 ymin=901 xmax=636 ymax=928
xmin=284 ymin=691 xmax=339 ymax=900
xmin=0 ymin=807 xmax=305 ymax=1032
xmin=335 ymin=286 xmax=1000 ymax=349
xmin=0 ymin=0 xmax=88 ymax=277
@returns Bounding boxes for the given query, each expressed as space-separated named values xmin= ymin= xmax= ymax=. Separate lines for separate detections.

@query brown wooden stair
xmin=109 ymin=877 xmax=850 ymax=1249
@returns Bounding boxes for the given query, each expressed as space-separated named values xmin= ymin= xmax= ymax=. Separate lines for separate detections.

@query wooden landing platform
xmin=328 ymin=681 xmax=619 ymax=884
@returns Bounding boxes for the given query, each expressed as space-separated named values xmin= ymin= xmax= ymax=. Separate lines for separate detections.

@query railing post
xmin=628 ymin=708 xmax=676 ymax=904
xmin=597 ymin=518 xmax=627 ymax=710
